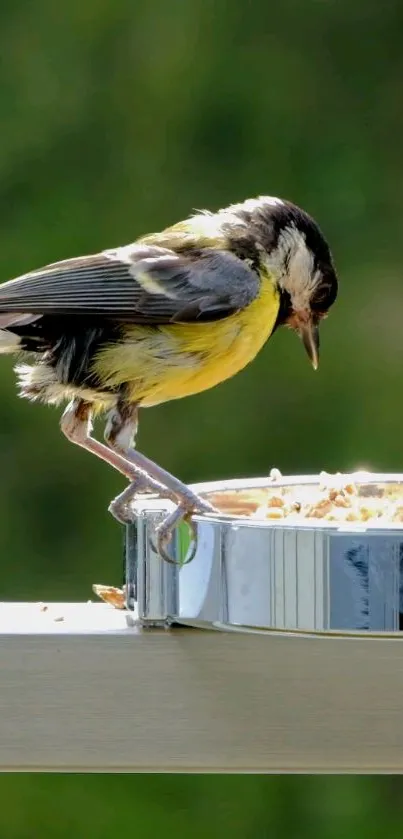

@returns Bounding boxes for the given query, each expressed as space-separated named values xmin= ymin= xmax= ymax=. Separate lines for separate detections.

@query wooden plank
xmin=0 ymin=603 xmax=402 ymax=772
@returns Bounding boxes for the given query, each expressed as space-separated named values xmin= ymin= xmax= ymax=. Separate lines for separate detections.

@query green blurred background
xmin=1 ymin=0 xmax=403 ymax=830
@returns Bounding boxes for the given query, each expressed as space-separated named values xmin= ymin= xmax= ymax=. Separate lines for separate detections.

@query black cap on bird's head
xmin=229 ymin=196 xmax=338 ymax=369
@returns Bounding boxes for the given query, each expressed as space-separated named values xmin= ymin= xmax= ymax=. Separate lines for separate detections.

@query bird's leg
xmin=60 ymin=399 xmax=172 ymax=498
xmin=104 ymin=399 xmax=218 ymax=561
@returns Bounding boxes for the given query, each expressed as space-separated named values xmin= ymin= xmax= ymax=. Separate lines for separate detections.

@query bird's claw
xmin=150 ymin=496 xmax=217 ymax=564
xmin=151 ymin=507 xmax=197 ymax=564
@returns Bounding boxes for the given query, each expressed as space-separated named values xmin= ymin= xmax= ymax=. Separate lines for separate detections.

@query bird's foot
xmin=109 ymin=477 xmax=217 ymax=563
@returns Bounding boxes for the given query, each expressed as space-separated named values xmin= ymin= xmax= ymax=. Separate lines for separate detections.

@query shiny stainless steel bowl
xmin=125 ymin=473 xmax=403 ymax=634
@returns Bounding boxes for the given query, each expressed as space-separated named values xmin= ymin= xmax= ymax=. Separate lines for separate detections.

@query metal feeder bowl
xmin=125 ymin=473 xmax=403 ymax=634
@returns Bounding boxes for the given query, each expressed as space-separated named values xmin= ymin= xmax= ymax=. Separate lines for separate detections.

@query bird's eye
xmin=310 ymin=287 xmax=328 ymax=308
xmin=310 ymin=276 xmax=337 ymax=313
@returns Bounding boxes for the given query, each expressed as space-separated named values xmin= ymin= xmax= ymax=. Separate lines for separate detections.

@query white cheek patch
xmin=288 ymin=236 xmax=315 ymax=310
xmin=268 ymin=225 xmax=317 ymax=311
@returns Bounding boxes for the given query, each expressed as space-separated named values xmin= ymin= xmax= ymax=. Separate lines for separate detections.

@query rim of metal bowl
xmin=186 ymin=472 xmax=403 ymax=531
xmin=131 ymin=473 xmax=403 ymax=531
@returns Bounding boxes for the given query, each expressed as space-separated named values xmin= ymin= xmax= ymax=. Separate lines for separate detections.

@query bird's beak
xmin=299 ymin=319 xmax=320 ymax=370
xmin=289 ymin=312 xmax=320 ymax=370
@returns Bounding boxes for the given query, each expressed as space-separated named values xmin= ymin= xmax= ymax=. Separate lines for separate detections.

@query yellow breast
xmin=94 ymin=272 xmax=279 ymax=406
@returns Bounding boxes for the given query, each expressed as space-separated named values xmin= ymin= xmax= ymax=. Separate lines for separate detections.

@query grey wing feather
xmin=0 ymin=244 xmax=260 ymax=323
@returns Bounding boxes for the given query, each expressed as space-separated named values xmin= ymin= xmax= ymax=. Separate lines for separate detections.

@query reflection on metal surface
xmin=126 ymin=475 xmax=403 ymax=633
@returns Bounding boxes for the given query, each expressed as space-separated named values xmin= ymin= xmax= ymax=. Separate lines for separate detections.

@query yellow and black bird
xmin=0 ymin=196 xmax=337 ymax=558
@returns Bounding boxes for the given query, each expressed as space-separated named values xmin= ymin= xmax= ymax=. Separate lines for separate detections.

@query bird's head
xmin=229 ymin=196 xmax=338 ymax=369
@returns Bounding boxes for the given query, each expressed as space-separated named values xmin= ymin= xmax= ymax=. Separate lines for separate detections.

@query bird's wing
xmin=0 ymin=244 xmax=260 ymax=324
